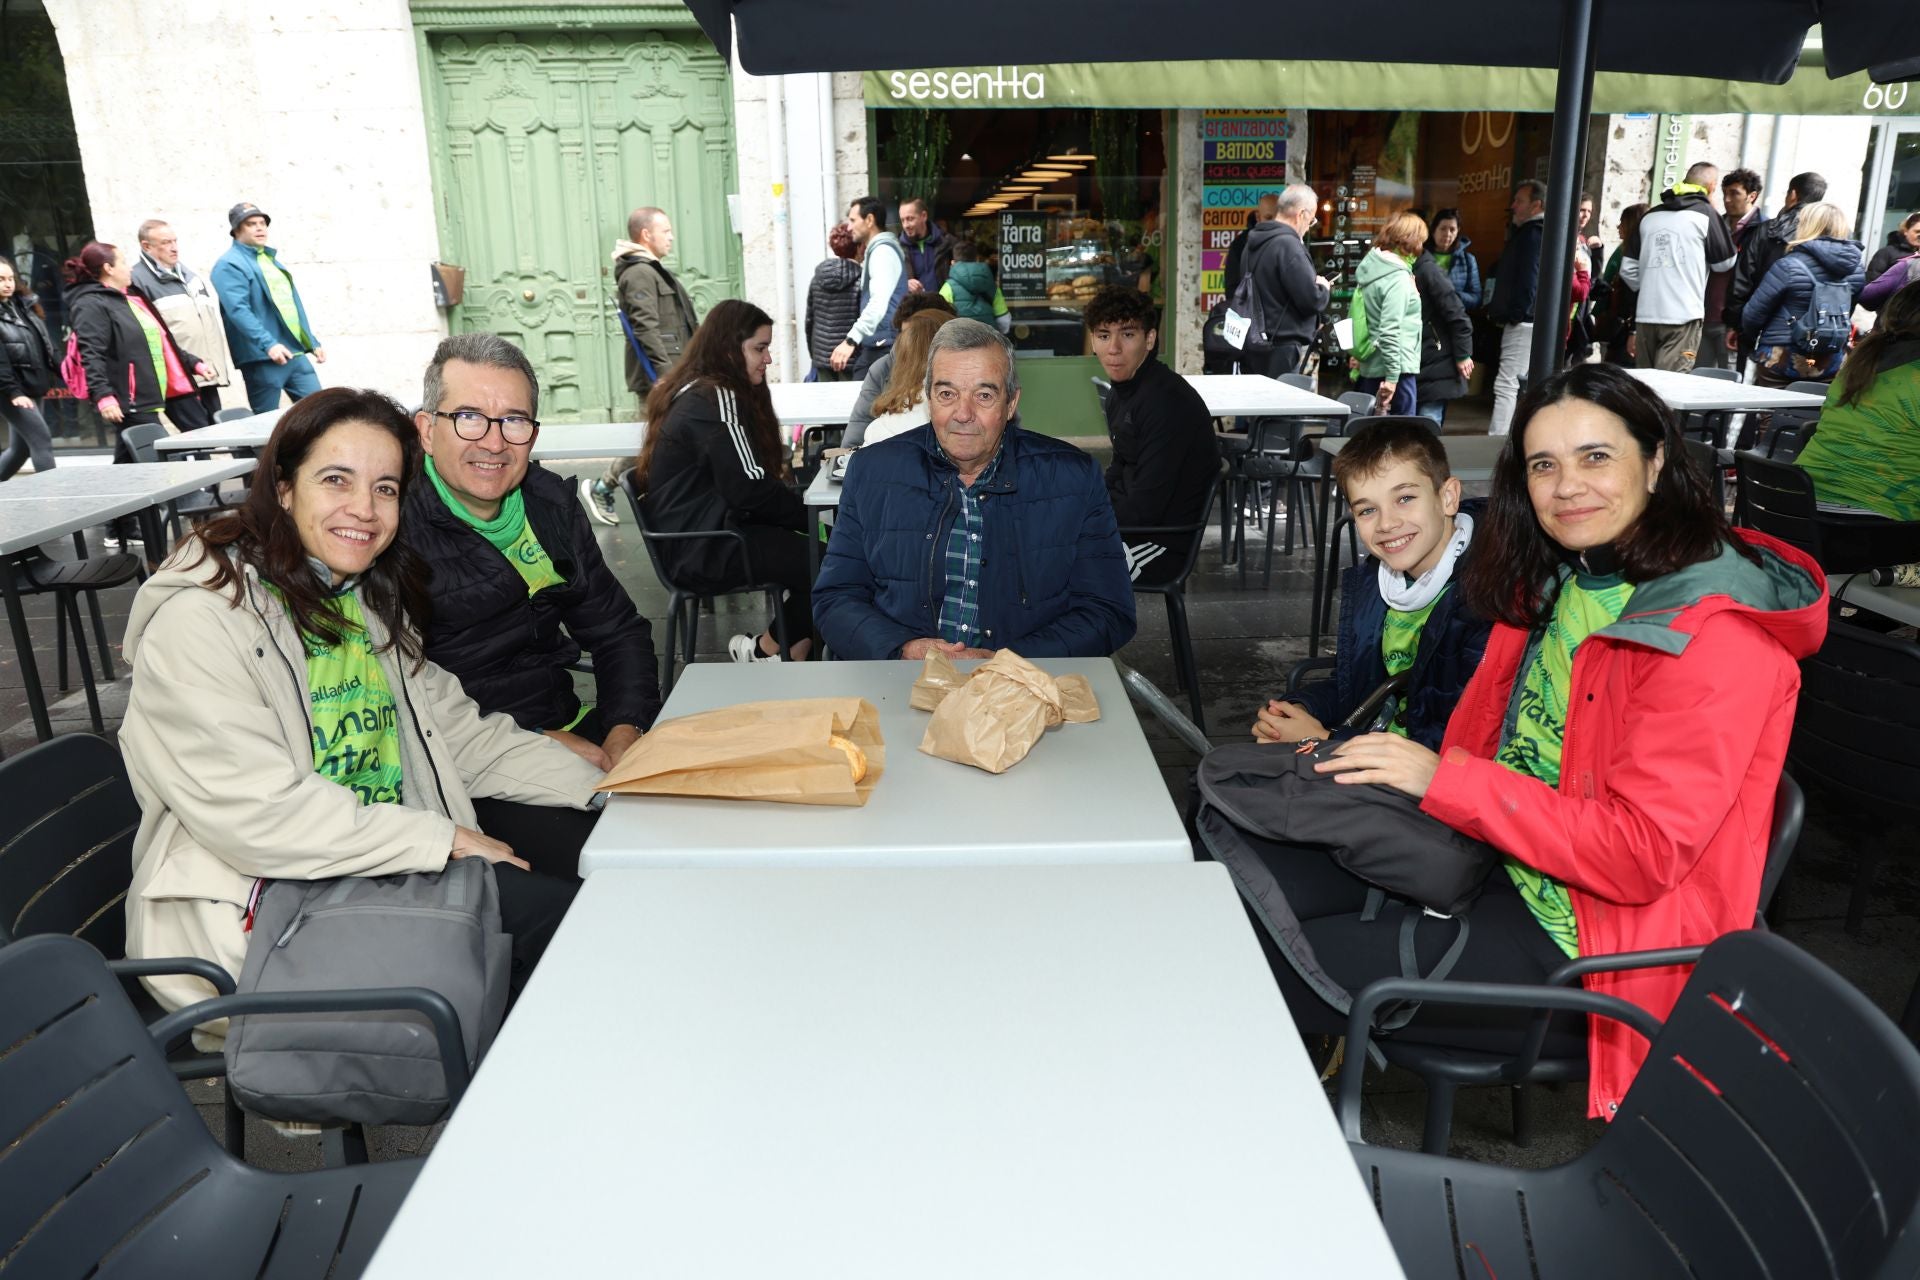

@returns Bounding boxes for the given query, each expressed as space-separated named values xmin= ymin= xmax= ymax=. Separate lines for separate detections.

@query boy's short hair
xmin=1082 ymin=285 xmax=1157 ymax=333
xmin=952 ymin=239 xmax=980 ymax=262
xmin=1331 ymin=418 xmax=1452 ymax=499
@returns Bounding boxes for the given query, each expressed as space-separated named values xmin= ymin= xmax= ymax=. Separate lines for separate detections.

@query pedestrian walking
xmin=1487 ymin=181 xmax=1547 ymax=436
xmin=1352 ymin=211 xmax=1426 ymax=417
xmin=1245 ymin=184 xmax=1330 ymax=378
xmin=1619 ymin=162 xmax=1737 ymax=372
xmin=0 ymin=256 xmax=58 ymax=480
xmin=210 ymin=201 xmax=325 ymax=412
xmin=130 ymin=218 xmax=235 ymax=419
xmin=1739 ymin=202 xmax=1864 ymax=387
xmin=1426 ymin=209 xmax=1482 ymax=311
xmin=805 ymin=224 xmax=863 ymax=382
xmin=1411 ymin=238 xmax=1473 ymax=425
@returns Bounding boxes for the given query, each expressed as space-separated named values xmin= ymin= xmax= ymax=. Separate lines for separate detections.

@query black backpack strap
xmin=1373 ymin=911 xmax=1472 ymax=1032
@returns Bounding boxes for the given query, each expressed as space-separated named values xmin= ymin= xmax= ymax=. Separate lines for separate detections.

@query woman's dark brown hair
xmin=1461 ymin=363 xmax=1756 ymax=630
xmin=189 ymin=386 xmax=430 ymax=661
xmin=1835 ymin=280 xmax=1920 ymax=407
xmin=634 ymin=299 xmax=780 ymax=491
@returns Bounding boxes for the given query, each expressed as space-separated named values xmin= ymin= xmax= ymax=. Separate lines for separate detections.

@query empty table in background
xmin=359 ymin=862 xmax=1406 ymax=1280
xmin=1834 ymin=575 xmax=1920 ymax=628
xmin=1626 ymin=368 xmax=1826 ymax=413
xmin=579 ymin=657 xmax=1191 ymax=873
xmin=1184 ymin=372 xmax=1350 ymax=419
xmin=0 ymin=458 xmax=259 ymax=739
xmin=770 ymin=379 xmax=862 ymax=426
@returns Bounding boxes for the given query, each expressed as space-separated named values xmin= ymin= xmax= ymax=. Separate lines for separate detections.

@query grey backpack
xmin=224 ymin=857 xmax=510 ymax=1126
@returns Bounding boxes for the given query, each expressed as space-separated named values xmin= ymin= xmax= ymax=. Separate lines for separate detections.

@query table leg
xmin=138 ymin=503 xmax=169 ymax=572
xmin=2 ymin=553 xmax=53 ymax=741
xmin=1307 ymin=455 xmax=1335 ymax=655
xmin=73 ymin=531 xmax=115 ymax=679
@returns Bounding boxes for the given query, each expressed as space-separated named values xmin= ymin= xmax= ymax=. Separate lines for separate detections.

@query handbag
xmin=1192 ymin=738 xmax=1501 ymax=1035
xmin=223 ymin=857 xmax=510 ymax=1127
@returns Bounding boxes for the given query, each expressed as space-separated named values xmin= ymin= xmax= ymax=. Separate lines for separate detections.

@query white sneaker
xmin=728 ymin=633 xmax=781 ymax=663
xmin=578 ymin=476 xmax=619 ymax=526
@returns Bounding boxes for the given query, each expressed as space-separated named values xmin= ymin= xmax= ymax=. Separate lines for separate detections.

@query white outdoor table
xmin=580 ymin=657 xmax=1191 ymax=873
xmin=359 ymin=863 xmax=1406 ymax=1280
xmin=0 ymin=458 xmax=258 ymax=740
xmin=770 ymin=379 xmax=863 ymax=426
xmin=1835 ymin=575 xmax=1920 ymax=628
xmin=1186 ymin=371 xmax=1349 ymax=418
xmin=157 ymin=413 xmax=645 ymax=461
xmin=1627 ymin=368 xmax=1826 ymax=412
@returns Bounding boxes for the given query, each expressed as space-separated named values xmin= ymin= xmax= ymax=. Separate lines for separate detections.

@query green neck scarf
xmin=425 ymin=455 xmax=526 ymax=553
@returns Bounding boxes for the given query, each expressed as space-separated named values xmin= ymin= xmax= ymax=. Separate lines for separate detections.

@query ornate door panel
xmin=425 ymin=28 xmax=743 ymax=422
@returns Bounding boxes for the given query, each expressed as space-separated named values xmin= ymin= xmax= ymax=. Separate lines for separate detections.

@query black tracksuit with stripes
xmin=638 ymin=381 xmax=812 ymax=636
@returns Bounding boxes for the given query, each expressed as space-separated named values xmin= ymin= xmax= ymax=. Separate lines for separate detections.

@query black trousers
xmin=471 ymin=797 xmax=599 ymax=997
xmin=1230 ymin=832 xmax=1585 ymax=1059
xmin=491 ymin=863 xmax=580 ymax=1000
xmin=736 ymin=525 xmax=814 ymax=646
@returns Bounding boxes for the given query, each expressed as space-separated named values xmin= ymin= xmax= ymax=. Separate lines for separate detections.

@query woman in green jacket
xmin=1794 ymin=280 xmax=1920 ymax=521
xmin=1354 ymin=211 xmax=1428 ymax=416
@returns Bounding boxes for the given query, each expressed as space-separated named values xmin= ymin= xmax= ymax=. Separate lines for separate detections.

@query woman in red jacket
xmin=1319 ymin=362 xmax=1827 ymax=1118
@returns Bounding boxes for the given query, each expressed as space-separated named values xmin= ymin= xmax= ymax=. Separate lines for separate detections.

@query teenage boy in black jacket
xmin=1087 ymin=286 xmax=1220 ymax=585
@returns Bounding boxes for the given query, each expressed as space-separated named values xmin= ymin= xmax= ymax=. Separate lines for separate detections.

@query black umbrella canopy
xmin=690 ymin=0 xmax=1919 ymax=82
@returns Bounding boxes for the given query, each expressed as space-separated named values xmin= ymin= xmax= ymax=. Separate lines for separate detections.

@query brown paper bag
xmin=595 ymin=698 xmax=884 ymax=806
xmin=909 ymin=650 xmax=970 ymax=711
xmin=919 ymin=651 xmax=1100 ymax=774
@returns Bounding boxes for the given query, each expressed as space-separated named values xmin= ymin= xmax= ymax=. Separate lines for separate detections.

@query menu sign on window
xmin=1199 ymin=110 xmax=1291 ymax=312
xmin=998 ymin=212 xmax=1048 ymax=301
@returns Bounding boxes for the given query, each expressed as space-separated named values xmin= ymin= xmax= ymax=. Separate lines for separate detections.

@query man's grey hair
xmin=1515 ymin=179 xmax=1548 ymax=205
xmin=136 ymin=219 xmax=169 ymax=245
xmin=421 ymin=332 xmax=540 ymax=418
xmin=627 ymin=206 xmax=666 ymax=241
xmin=923 ymin=317 xmax=1019 ymax=402
xmin=1276 ymin=185 xmax=1318 ymax=218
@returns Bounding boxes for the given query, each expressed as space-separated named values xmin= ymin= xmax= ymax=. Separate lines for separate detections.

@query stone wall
xmin=46 ymin=0 xmax=447 ymax=406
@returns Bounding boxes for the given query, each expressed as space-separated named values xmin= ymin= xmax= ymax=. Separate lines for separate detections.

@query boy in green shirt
xmin=1252 ymin=419 xmax=1491 ymax=750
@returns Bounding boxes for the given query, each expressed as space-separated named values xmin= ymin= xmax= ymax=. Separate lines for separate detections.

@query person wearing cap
xmin=210 ymin=201 xmax=326 ymax=411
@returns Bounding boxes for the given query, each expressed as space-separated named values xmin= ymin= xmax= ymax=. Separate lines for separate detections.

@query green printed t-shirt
xmin=1379 ymin=594 xmax=1441 ymax=738
xmin=299 ymin=592 xmax=404 ymax=806
xmin=1494 ymin=572 xmax=1637 ymax=958
xmin=255 ymin=249 xmax=312 ymax=348
xmin=423 ymin=456 xmax=566 ymax=596
xmin=126 ymin=298 xmax=168 ymax=401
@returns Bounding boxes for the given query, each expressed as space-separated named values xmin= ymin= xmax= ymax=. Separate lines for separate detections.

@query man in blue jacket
xmin=210 ymin=201 xmax=325 ymax=411
xmin=814 ymin=318 xmax=1137 ymax=660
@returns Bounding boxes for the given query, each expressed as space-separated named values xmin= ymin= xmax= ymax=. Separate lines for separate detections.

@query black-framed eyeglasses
xmin=434 ymin=409 xmax=539 ymax=445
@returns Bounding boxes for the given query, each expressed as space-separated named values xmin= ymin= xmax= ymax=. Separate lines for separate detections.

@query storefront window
xmin=2 ymin=2 xmax=103 ymax=451
xmin=871 ymin=107 xmax=1168 ymax=357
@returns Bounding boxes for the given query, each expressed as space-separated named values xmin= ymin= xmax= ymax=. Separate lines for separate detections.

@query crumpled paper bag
xmin=917 ymin=650 xmax=1100 ymax=774
xmin=596 ymin=697 xmax=884 ymax=806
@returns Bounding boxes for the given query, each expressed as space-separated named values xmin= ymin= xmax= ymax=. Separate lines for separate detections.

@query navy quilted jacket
xmin=1291 ymin=503 xmax=1491 ymax=750
xmin=813 ymin=425 xmax=1137 ymax=660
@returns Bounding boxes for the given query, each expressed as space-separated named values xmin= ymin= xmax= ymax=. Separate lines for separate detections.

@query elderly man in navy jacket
xmin=814 ymin=318 xmax=1136 ymax=660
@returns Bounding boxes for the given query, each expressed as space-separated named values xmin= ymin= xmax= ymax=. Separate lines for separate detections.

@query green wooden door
xmin=422 ymin=28 xmax=742 ymax=422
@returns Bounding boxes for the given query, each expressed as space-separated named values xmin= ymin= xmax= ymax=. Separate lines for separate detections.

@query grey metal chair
xmin=0 ymin=934 xmax=456 ymax=1279
xmin=1372 ymin=771 xmax=1804 ymax=1156
xmin=214 ymin=405 xmax=255 ymax=422
xmin=1344 ymin=930 xmax=1920 ymax=1280
xmin=1117 ymin=468 xmax=1223 ymax=732
xmin=619 ymin=468 xmax=790 ymax=695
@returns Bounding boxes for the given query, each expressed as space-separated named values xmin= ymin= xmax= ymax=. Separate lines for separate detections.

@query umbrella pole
xmin=1529 ymin=0 xmax=1600 ymax=384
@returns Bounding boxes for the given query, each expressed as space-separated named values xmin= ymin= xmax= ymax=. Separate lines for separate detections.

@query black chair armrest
xmin=109 ymin=955 xmax=237 ymax=996
xmin=1493 ymin=944 xmax=1709 ymax=1078
xmin=146 ymin=986 xmax=472 ymax=1107
xmin=1338 ymin=976 xmax=1664 ymax=1143
xmin=1285 ymin=656 xmax=1335 ymax=694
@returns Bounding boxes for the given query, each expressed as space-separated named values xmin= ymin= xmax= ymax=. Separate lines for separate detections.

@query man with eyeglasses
xmin=402 ymin=334 xmax=658 ymax=865
xmin=814 ymin=318 xmax=1136 ymax=661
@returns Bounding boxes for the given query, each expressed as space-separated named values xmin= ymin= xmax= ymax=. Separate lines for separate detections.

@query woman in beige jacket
xmin=119 ymin=386 xmax=605 ymax=1029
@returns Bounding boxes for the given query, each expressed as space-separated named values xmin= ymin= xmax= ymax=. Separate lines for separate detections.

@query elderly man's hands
xmin=900 ymin=637 xmax=994 ymax=661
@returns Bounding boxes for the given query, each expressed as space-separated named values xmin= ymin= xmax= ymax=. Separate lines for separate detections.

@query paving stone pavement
xmin=6 ymin=452 xmax=1915 ymax=1181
